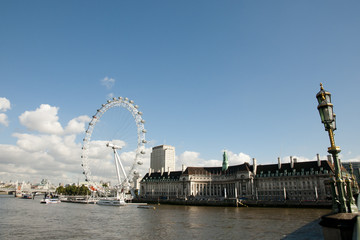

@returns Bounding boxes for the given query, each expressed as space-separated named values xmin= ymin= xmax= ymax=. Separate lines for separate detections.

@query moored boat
xmin=97 ymin=198 xmax=126 ymax=206
xmin=40 ymin=198 xmax=60 ymax=204
xmin=22 ymin=193 xmax=33 ymax=199
xmin=61 ymin=196 xmax=98 ymax=204
xmin=40 ymin=193 xmax=60 ymax=204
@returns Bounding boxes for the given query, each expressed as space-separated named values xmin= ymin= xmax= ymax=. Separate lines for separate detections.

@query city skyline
xmin=1 ymin=1 xmax=360 ymax=184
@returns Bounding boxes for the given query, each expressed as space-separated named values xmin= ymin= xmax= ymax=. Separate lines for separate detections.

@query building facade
xmin=254 ymin=157 xmax=333 ymax=201
xmin=150 ymin=145 xmax=175 ymax=173
xmin=140 ymin=156 xmax=337 ymax=202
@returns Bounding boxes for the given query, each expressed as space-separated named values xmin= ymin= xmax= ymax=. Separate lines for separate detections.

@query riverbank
xmin=132 ymin=197 xmax=332 ymax=208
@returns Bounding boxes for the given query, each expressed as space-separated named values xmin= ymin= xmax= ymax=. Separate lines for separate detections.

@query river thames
xmin=0 ymin=195 xmax=330 ymax=239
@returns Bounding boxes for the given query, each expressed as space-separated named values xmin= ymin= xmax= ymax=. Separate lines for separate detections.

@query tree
xmin=55 ymin=185 xmax=91 ymax=196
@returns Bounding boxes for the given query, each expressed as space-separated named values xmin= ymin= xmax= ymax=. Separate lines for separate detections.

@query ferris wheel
xmin=81 ymin=97 xmax=147 ymax=194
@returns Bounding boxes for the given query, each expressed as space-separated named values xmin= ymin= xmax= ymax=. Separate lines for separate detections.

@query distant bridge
xmin=0 ymin=187 xmax=56 ymax=195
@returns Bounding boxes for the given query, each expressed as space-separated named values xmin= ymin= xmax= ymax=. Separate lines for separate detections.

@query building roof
xmin=256 ymin=160 xmax=334 ymax=175
xmin=142 ymin=171 xmax=182 ymax=181
xmin=141 ymin=160 xmax=345 ymax=181
xmin=183 ymin=163 xmax=251 ymax=175
xmin=152 ymin=145 xmax=175 ymax=150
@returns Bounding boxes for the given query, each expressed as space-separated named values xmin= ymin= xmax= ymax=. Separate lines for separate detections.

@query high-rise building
xmin=150 ymin=145 xmax=175 ymax=173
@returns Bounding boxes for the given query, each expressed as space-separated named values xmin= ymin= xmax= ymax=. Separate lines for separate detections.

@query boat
xmin=61 ymin=196 xmax=98 ymax=204
xmin=40 ymin=193 xmax=60 ymax=204
xmin=97 ymin=198 xmax=126 ymax=206
xmin=40 ymin=198 xmax=61 ymax=204
xmin=22 ymin=193 xmax=33 ymax=199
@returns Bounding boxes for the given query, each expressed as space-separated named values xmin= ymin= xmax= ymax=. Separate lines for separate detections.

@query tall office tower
xmin=150 ymin=145 xmax=175 ymax=173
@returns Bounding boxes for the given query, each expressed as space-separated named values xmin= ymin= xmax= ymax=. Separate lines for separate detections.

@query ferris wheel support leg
xmin=115 ymin=149 xmax=128 ymax=184
xmin=113 ymin=149 xmax=122 ymax=186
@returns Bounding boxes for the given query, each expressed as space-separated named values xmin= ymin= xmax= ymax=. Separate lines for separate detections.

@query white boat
xmin=40 ymin=198 xmax=60 ymax=204
xmin=97 ymin=198 xmax=126 ymax=206
xmin=61 ymin=196 xmax=98 ymax=204
xmin=40 ymin=193 xmax=60 ymax=204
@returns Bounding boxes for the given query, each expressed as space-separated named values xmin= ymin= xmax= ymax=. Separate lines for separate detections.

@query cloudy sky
xmin=1 ymin=1 xmax=360 ymax=185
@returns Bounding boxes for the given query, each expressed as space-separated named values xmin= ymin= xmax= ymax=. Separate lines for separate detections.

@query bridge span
xmin=0 ymin=188 xmax=56 ymax=195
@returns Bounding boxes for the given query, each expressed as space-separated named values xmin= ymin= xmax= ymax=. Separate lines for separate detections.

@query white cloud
xmin=227 ymin=151 xmax=252 ymax=165
xmin=176 ymin=150 xmax=252 ymax=170
xmin=19 ymin=104 xmax=64 ymax=134
xmin=0 ymin=97 xmax=11 ymax=112
xmin=65 ymin=115 xmax=91 ymax=134
xmin=0 ymin=97 xmax=11 ymax=126
xmin=0 ymin=103 xmax=98 ymax=184
xmin=107 ymin=93 xmax=115 ymax=99
xmin=341 ymin=156 xmax=360 ymax=163
xmin=177 ymin=151 xmax=222 ymax=169
xmin=101 ymin=77 xmax=115 ymax=89
xmin=0 ymin=113 xmax=9 ymax=127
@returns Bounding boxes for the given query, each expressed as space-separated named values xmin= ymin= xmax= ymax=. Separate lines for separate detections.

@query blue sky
xmin=1 ymin=1 xmax=360 ymax=184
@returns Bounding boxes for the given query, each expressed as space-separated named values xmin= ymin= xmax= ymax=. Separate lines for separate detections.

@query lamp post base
xmin=319 ymin=213 xmax=360 ymax=240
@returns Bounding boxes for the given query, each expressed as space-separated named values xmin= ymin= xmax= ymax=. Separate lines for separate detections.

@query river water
xmin=0 ymin=195 xmax=330 ymax=240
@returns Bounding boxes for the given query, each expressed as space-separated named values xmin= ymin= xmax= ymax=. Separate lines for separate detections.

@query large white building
xmin=150 ymin=145 xmax=175 ymax=173
xmin=140 ymin=152 xmax=350 ymax=206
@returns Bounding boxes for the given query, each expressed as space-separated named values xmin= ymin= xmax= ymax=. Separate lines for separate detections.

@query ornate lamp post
xmin=316 ymin=83 xmax=358 ymax=213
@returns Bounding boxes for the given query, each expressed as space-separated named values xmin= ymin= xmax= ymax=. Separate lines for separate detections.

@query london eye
xmin=81 ymin=97 xmax=146 ymax=196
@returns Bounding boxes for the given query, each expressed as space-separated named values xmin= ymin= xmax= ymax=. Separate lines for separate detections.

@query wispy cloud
xmin=0 ymin=97 xmax=11 ymax=126
xmin=101 ymin=77 xmax=115 ymax=89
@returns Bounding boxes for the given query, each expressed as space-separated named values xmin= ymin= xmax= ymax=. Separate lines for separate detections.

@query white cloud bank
xmin=0 ymin=97 xmax=11 ymax=127
xmin=176 ymin=150 xmax=252 ymax=169
xmin=0 ymin=104 xmax=92 ymax=184
xmin=0 ymin=102 xmax=152 ymax=185
xmin=19 ymin=104 xmax=90 ymax=135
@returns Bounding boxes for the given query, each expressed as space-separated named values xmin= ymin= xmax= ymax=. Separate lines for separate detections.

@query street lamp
xmin=316 ymin=83 xmax=358 ymax=213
